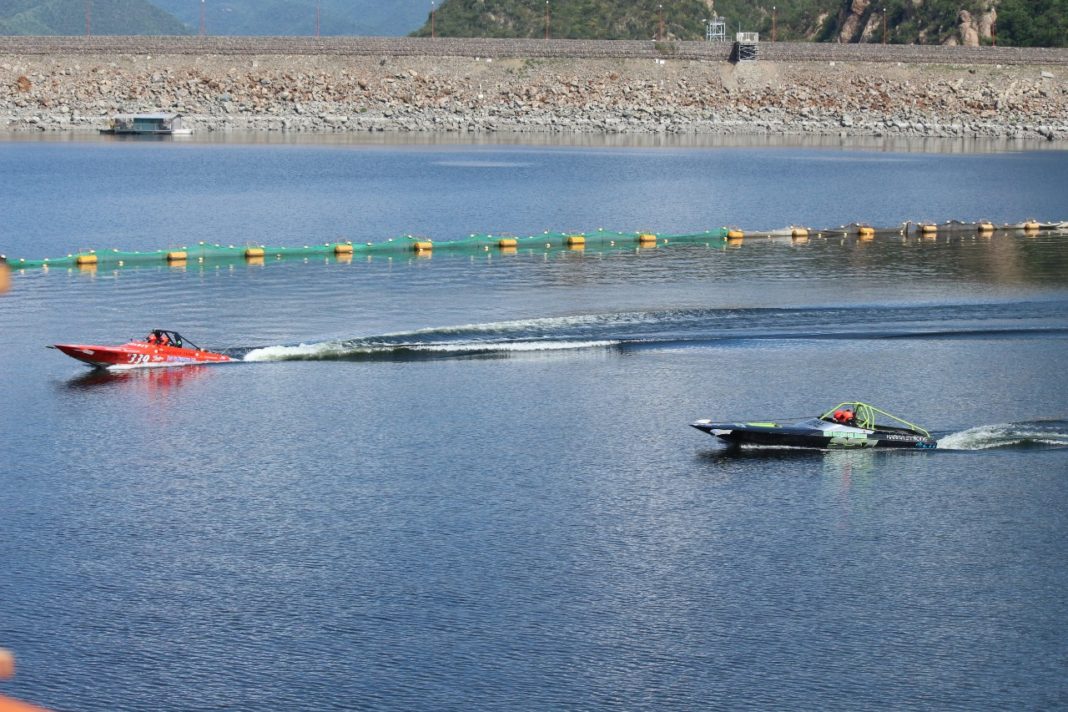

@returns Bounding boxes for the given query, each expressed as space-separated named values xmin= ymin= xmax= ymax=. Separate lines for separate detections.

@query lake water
xmin=2 ymin=135 xmax=1067 ymax=711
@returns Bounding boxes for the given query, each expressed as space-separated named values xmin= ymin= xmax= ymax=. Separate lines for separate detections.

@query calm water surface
xmin=1 ymin=137 xmax=1067 ymax=711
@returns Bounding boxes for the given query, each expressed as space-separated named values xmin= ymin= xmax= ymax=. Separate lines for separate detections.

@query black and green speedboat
xmin=691 ymin=402 xmax=937 ymax=450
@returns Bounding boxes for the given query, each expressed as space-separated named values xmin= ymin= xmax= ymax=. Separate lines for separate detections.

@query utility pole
xmin=199 ymin=0 xmax=206 ymax=36
xmin=545 ymin=1 xmax=550 ymax=40
xmin=85 ymin=0 xmax=91 ymax=37
xmin=882 ymin=8 xmax=887 ymax=44
xmin=431 ymin=1 xmax=435 ymax=39
xmin=658 ymin=3 xmax=664 ymax=41
xmin=772 ymin=6 xmax=777 ymax=41
xmin=316 ymin=1 xmax=320 ymax=37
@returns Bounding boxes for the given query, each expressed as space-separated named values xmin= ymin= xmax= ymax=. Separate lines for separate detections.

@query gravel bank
xmin=2 ymin=45 xmax=1066 ymax=140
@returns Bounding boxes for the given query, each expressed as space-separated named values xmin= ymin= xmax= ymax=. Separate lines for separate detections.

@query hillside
xmin=0 ymin=0 xmax=187 ymax=35
xmin=147 ymin=0 xmax=430 ymax=37
xmin=410 ymin=0 xmax=1068 ymax=48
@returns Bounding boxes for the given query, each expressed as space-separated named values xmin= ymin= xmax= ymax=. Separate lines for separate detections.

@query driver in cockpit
xmin=833 ymin=408 xmax=857 ymax=426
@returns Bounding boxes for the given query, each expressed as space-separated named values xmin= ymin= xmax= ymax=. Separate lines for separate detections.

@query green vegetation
xmin=411 ymin=0 xmax=716 ymax=40
xmin=996 ymin=0 xmax=1068 ymax=47
xmin=410 ymin=0 xmax=1068 ymax=47
xmin=0 ymin=0 xmax=188 ymax=35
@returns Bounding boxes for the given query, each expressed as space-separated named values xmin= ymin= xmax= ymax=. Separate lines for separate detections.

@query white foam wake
xmin=937 ymin=422 xmax=1068 ymax=450
xmin=242 ymin=339 xmax=617 ymax=362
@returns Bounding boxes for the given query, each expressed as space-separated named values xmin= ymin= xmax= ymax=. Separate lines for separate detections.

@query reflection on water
xmin=63 ymin=365 xmax=212 ymax=392
xmin=3 ymin=130 xmax=1065 ymax=154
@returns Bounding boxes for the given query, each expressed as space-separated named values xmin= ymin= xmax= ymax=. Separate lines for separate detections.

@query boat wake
xmin=239 ymin=302 xmax=1068 ymax=363
xmin=937 ymin=421 xmax=1068 ymax=450
xmin=243 ymin=338 xmax=616 ymax=362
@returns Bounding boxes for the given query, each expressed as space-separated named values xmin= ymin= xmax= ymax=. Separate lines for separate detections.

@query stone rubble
xmin=1 ymin=53 xmax=1066 ymax=141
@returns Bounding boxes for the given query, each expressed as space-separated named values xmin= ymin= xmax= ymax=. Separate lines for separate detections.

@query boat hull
xmin=691 ymin=422 xmax=937 ymax=450
xmin=53 ymin=342 xmax=233 ymax=369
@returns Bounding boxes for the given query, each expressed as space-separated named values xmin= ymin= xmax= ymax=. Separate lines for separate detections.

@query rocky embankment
xmin=2 ymin=40 xmax=1067 ymax=140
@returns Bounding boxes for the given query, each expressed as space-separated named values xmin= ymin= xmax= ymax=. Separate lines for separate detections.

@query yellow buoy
xmin=791 ymin=228 xmax=809 ymax=238
xmin=727 ymin=230 xmax=744 ymax=239
xmin=245 ymin=247 xmax=265 ymax=258
xmin=498 ymin=238 xmax=518 ymax=248
xmin=977 ymin=222 xmax=994 ymax=234
xmin=412 ymin=241 xmax=433 ymax=252
xmin=334 ymin=243 xmax=354 ymax=254
xmin=566 ymin=235 xmax=586 ymax=246
xmin=920 ymin=224 xmax=938 ymax=235
xmin=166 ymin=251 xmax=188 ymax=262
xmin=1023 ymin=220 xmax=1040 ymax=232
xmin=638 ymin=233 xmax=657 ymax=245
xmin=858 ymin=226 xmax=875 ymax=239
xmin=75 ymin=253 xmax=98 ymax=265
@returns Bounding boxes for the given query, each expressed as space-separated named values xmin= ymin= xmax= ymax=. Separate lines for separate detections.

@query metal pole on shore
xmin=772 ymin=6 xmax=777 ymax=41
xmin=545 ymin=1 xmax=550 ymax=40
xmin=199 ymin=0 xmax=206 ymax=36
xmin=316 ymin=1 xmax=320 ymax=37
xmin=85 ymin=0 xmax=91 ymax=37
xmin=431 ymin=1 xmax=436 ymax=39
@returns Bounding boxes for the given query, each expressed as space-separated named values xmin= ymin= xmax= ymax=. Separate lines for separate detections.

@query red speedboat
xmin=52 ymin=330 xmax=234 ymax=369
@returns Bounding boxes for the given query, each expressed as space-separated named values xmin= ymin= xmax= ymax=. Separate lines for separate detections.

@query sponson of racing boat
xmin=51 ymin=330 xmax=233 ymax=369
xmin=691 ymin=401 xmax=937 ymax=450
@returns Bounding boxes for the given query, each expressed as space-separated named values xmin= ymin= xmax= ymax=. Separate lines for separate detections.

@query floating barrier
xmin=7 ymin=221 xmax=1066 ymax=272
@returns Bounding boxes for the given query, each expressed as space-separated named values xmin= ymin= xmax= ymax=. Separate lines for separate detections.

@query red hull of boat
xmin=53 ymin=341 xmax=233 ymax=369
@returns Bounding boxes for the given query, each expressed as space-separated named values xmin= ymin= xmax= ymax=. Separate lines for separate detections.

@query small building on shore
xmin=101 ymin=113 xmax=191 ymax=135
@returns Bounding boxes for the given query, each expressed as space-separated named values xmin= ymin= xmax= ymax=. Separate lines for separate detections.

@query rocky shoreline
xmin=2 ymin=50 xmax=1067 ymax=141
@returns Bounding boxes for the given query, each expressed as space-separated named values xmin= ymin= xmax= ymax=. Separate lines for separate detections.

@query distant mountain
xmin=147 ymin=0 xmax=432 ymax=36
xmin=0 ymin=0 xmax=188 ymax=35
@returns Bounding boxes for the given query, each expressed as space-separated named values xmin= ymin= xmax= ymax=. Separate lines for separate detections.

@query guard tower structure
xmin=705 ymin=14 xmax=727 ymax=42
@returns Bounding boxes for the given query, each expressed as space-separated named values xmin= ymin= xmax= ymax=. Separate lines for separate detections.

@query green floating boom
xmin=6 ymin=229 xmax=730 ymax=271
